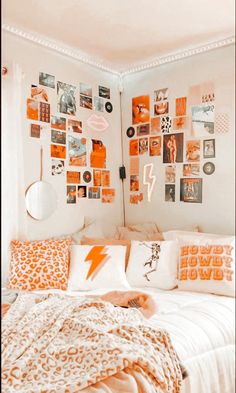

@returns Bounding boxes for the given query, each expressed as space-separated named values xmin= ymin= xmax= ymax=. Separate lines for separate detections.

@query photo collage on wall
xmin=127 ymin=81 xmax=218 ymax=204
xmin=26 ymin=72 xmax=115 ymax=204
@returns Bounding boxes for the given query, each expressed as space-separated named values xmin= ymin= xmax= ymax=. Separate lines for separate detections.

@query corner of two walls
xmin=121 ymin=45 xmax=235 ymax=235
xmin=3 ymin=33 xmax=235 ymax=238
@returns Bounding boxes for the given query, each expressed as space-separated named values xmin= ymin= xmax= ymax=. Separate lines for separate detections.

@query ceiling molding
xmin=121 ymin=36 xmax=235 ymax=76
xmin=2 ymin=23 xmax=120 ymax=76
xmin=3 ymin=23 xmax=235 ymax=77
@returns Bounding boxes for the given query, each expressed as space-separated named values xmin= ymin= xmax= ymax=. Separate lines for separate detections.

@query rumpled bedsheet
xmin=2 ymin=293 xmax=183 ymax=393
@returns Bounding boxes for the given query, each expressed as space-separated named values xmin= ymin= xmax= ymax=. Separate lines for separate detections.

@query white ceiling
xmin=3 ymin=0 xmax=235 ymax=72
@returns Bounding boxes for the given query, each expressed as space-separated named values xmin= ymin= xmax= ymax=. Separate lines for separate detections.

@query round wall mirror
xmin=25 ymin=181 xmax=57 ymax=220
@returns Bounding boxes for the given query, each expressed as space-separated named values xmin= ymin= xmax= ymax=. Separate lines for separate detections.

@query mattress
xmin=2 ymin=287 xmax=235 ymax=393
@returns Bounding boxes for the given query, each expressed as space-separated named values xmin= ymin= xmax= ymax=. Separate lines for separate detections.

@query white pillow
xmin=126 ymin=240 xmax=178 ymax=289
xmin=68 ymin=245 xmax=130 ymax=290
xmin=72 ymin=220 xmax=104 ymax=244
xmin=178 ymin=237 xmax=235 ymax=297
xmin=163 ymin=230 xmax=232 ymax=242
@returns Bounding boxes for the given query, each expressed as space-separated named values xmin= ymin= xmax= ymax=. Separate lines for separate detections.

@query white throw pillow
xmin=163 ymin=230 xmax=232 ymax=242
xmin=72 ymin=220 xmax=104 ymax=244
xmin=178 ymin=237 xmax=235 ymax=297
xmin=126 ymin=240 xmax=178 ymax=289
xmin=68 ymin=245 xmax=130 ymax=290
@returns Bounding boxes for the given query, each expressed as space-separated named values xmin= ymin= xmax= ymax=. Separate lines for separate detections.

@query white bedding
xmin=3 ymin=287 xmax=235 ymax=393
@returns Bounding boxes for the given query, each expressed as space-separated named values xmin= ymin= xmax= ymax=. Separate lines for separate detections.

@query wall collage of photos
xmin=27 ymin=72 xmax=115 ymax=205
xmin=127 ymin=82 xmax=229 ymax=204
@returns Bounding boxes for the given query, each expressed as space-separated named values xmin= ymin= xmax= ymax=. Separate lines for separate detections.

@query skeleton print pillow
xmin=126 ymin=240 xmax=178 ymax=289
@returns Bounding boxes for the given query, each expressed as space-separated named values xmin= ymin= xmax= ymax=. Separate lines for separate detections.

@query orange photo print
xmin=51 ymin=144 xmax=66 ymax=159
xmin=149 ymin=136 xmax=161 ymax=156
xmin=175 ymin=97 xmax=187 ymax=116
xmin=27 ymin=99 xmax=39 ymax=120
xmin=132 ymin=96 xmax=150 ymax=124
xmin=67 ymin=171 xmax=80 ymax=184
xmin=90 ymin=140 xmax=106 ymax=168
xmin=129 ymin=139 xmax=139 ymax=156
xmin=101 ymin=170 xmax=110 ymax=187
xmin=102 ymin=188 xmax=115 ymax=203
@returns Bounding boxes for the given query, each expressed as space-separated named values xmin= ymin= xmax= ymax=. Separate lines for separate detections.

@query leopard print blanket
xmin=2 ymin=293 xmax=183 ymax=393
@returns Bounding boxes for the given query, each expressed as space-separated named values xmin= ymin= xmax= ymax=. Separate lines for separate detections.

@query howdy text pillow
xmin=178 ymin=237 xmax=235 ymax=297
xmin=68 ymin=245 xmax=130 ymax=290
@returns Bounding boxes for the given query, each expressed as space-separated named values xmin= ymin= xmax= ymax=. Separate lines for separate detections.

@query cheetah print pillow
xmin=7 ymin=238 xmax=72 ymax=291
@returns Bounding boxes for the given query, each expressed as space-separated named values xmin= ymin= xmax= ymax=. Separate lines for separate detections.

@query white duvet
xmin=73 ymin=288 xmax=235 ymax=393
xmin=3 ymin=287 xmax=235 ymax=393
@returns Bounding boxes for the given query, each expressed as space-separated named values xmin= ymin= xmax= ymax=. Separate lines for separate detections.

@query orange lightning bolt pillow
xmin=68 ymin=245 xmax=130 ymax=290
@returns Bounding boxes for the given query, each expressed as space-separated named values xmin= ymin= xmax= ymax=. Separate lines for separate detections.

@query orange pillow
xmin=8 ymin=238 xmax=72 ymax=291
xmin=80 ymin=236 xmax=131 ymax=270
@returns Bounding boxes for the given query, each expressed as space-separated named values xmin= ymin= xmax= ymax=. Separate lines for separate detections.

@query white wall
xmin=121 ymin=45 xmax=235 ymax=235
xmin=2 ymin=32 xmax=124 ymax=240
xmin=2 ymin=33 xmax=235 ymax=245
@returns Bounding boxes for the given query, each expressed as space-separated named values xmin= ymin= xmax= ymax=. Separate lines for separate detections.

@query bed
xmin=2 ymin=287 xmax=235 ymax=393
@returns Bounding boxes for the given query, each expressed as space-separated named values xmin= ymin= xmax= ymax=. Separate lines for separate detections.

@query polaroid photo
xmin=154 ymin=102 xmax=169 ymax=116
xmin=88 ymin=187 xmax=101 ymax=199
xmin=186 ymin=140 xmax=201 ymax=162
xmin=67 ymin=186 xmax=76 ymax=204
xmin=165 ymin=185 xmax=175 ymax=202
xmin=154 ymin=88 xmax=168 ymax=102
xmin=51 ymin=159 xmax=65 ymax=176
xmin=139 ymin=138 xmax=148 ymax=155
xmin=149 ymin=136 xmax=161 ymax=156
xmin=31 ymin=85 xmax=49 ymax=102
xmin=102 ymin=188 xmax=115 ymax=203
xmin=99 ymin=86 xmax=110 ymax=99
xmin=51 ymin=130 xmax=66 ymax=145
xmin=68 ymin=136 xmax=87 ymax=166
xmin=165 ymin=165 xmax=176 ymax=183
xmin=94 ymin=96 xmax=104 ymax=112
xmin=130 ymin=175 xmax=139 ymax=192
xmin=137 ymin=123 xmax=150 ymax=136
xmin=39 ymin=72 xmax=55 ymax=89
xmin=66 ymin=171 xmax=81 ymax=184
xmin=78 ymin=186 xmax=87 ymax=198
xmin=30 ymin=124 xmax=41 ymax=138
xmin=51 ymin=144 xmax=66 ymax=159
xmin=203 ymin=139 xmax=215 ymax=158
xmin=68 ymin=119 xmax=82 ymax=133
xmin=57 ymin=81 xmax=76 ymax=115
xmin=51 ymin=116 xmax=66 ymax=131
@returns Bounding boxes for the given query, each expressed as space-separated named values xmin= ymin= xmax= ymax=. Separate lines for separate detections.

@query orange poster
xmin=130 ymin=157 xmax=139 ymax=175
xmin=129 ymin=139 xmax=139 ymax=156
xmin=31 ymin=85 xmax=48 ymax=102
xmin=150 ymin=117 xmax=161 ymax=134
xmin=90 ymin=140 xmax=106 ymax=168
xmin=101 ymin=170 xmax=110 ymax=187
xmin=176 ymin=97 xmax=187 ymax=116
xmin=102 ymin=189 xmax=115 ymax=203
xmin=132 ymin=96 xmax=150 ymax=125
xmin=149 ymin=136 xmax=161 ymax=156
xmin=27 ymin=99 xmax=39 ymax=120
xmin=51 ymin=144 xmax=66 ymax=159
xmin=67 ymin=171 xmax=80 ymax=184
xmin=130 ymin=175 xmax=139 ymax=192
xmin=93 ymin=169 xmax=101 ymax=186
xmin=172 ymin=116 xmax=188 ymax=130
xmin=186 ymin=140 xmax=200 ymax=162
xmin=130 ymin=193 xmax=143 ymax=204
